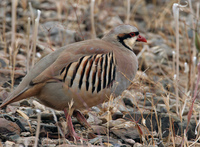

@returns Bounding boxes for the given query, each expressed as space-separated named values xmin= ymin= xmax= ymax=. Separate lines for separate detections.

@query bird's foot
xmin=65 ymin=131 xmax=81 ymax=141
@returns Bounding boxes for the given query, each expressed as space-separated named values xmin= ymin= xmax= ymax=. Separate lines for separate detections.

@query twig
xmin=50 ymin=109 xmax=65 ymax=138
xmin=172 ymin=3 xmax=180 ymax=115
xmin=3 ymin=2 xmax=6 ymax=55
xmin=163 ymin=94 xmax=175 ymax=147
xmin=172 ymin=51 xmax=175 ymax=76
xmin=31 ymin=10 xmax=41 ymax=67
xmin=182 ymin=20 xmax=192 ymax=92
xmin=34 ymin=112 xmax=41 ymax=147
xmin=184 ymin=62 xmax=189 ymax=92
xmin=11 ymin=0 xmax=17 ymax=56
xmin=125 ymin=0 xmax=130 ymax=24
xmin=70 ymin=2 xmax=84 ymax=40
xmin=181 ymin=62 xmax=200 ymax=146
xmin=26 ymin=17 xmax=31 ymax=72
xmin=90 ymin=0 xmax=96 ymax=39
xmin=188 ymin=0 xmax=197 ymax=93
xmin=11 ymin=0 xmax=18 ymax=90
xmin=29 ymin=2 xmax=35 ymax=27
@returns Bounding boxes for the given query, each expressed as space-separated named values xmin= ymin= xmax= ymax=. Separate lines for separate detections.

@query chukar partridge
xmin=0 ymin=24 xmax=146 ymax=140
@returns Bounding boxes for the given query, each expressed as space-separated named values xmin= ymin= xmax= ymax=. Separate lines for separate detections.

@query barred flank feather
xmin=60 ymin=52 xmax=116 ymax=93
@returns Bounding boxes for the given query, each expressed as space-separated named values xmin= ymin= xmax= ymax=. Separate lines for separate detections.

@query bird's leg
xmin=63 ymin=108 xmax=80 ymax=141
xmin=73 ymin=110 xmax=96 ymax=139
xmin=73 ymin=110 xmax=91 ymax=129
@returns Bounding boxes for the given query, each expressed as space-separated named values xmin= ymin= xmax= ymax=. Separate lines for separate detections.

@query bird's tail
xmin=0 ymin=84 xmax=43 ymax=108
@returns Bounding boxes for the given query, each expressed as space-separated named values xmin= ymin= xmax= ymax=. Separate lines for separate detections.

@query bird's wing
xmin=0 ymin=39 xmax=115 ymax=107
xmin=31 ymin=40 xmax=113 ymax=85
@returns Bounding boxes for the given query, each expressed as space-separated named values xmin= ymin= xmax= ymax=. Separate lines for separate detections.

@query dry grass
xmin=0 ymin=0 xmax=200 ymax=146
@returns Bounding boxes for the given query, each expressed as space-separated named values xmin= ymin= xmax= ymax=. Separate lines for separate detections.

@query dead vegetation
xmin=0 ymin=0 xmax=200 ymax=146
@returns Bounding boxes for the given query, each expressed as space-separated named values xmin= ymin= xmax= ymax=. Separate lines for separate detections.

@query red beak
xmin=136 ymin=35 xmax=147 ymax=42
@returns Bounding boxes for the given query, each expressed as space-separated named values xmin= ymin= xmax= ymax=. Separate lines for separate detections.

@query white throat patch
xmin=123 ymin=37 xmax=137 ymax=49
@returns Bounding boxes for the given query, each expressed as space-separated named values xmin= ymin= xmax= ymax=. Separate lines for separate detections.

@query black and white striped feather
xmin=60 ymin=52 xmax=116 ymax=93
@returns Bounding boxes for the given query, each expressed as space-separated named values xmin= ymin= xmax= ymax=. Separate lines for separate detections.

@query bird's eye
xmin=129 ymin=32 xmax=135 ymax=37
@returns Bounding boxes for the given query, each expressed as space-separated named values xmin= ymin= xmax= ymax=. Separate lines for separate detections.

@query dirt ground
xmin=0 ymin=0 xmax=200 ymax=146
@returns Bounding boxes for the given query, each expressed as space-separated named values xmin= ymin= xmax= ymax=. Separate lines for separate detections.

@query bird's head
xmin=102 ymin=24 xmax=147 ymax=50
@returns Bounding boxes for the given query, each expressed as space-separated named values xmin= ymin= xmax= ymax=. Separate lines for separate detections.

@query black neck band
xmin=117 ymin=36 xmax=132 ymax=51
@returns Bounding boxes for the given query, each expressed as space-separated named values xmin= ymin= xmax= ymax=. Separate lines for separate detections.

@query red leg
xmin=73 ymin=110 xmax=96 ymax=139
xmin=63 ymin=108 xmax=80 ymax=141
xmin=73 ymin=110 xmax=91 ymax=129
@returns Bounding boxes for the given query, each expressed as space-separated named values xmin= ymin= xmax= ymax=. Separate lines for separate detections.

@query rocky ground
xmin=0 ymin=0 xmax=200 ymax=146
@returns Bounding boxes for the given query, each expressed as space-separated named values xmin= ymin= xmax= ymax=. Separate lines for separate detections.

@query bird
xmin=0 ymin=24 xmax=147 ymax=140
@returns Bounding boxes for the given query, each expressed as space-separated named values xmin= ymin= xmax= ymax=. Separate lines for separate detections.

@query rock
xmin=181 ymin=107 xmax=189 ymax=116
xmin=124 ymin=138 xmax=135 ymax=145
xmin=148 ymin=138 xmax=163 ymax=147
xmin=38 ymin=21 xmax=77 ymax=46
xmin=110 ymin=121 xmax=149 ymax=143
xmin=103 ymin=118 xmax=126 ymax=128
xmin=91 ymin=106 xmax=101 ymax=113
xmin=57 ymin=141 xmax=104 ymax=147
xmin=6 ymin=105 xmax=18 ymax=113
xmin=89 ymin=135 xmax=122 ymax=146
xmin=134 ymin=143 xmax=158 ymax=147
xmin=20 ymin=100 xmax=31 ymax=107
xmin=122 ymin=90 xmax=138 ymax=106
xmin=37 ymin=123 xmax=60 ymax=139
xmin=138 ymin=94 xmax=165 ymax=107
xmin=174 ymin=136 xmax=182 ymax=146
xmin=41 ymin=138 xmax=58 ymax=146
xmin=98 ymin=10 xmax=108 ymax=22
xmin=134 ymin=143 xmax=143 ymax=147
xmin=157 ymin=104 xmax=167 ymax=113
xmin=17 ymin=136 xmax=35 ymax=146
xmin=32 ymin=100 xmax=46 ymax=111
xmin=30 ymin=112 xmax=64 ymax=123
xmin=112 ymin=111 xmax=123 ymax=120
xmin=21 ymin=132 xmax=31 ymax=137
xmin=123 ymin=98 xmax=134 ymax=107
xmin=117 ymin=103 xmax=134 ymax=113
xmin=106 ymin=16 xmax=123 ymax=27
xmin=19 ymin=107 xmax=34 ymax=116
xmin=124 ymin=111 xmax=196 ymax=140
xmin=87 ymin=112 xmax=102 ymax=125
xmin=89 ymin=125 xmax=107 ymax=135
xmin=0 ymin=118 xmax=21 ymax=141
xmin=101 ymin=96 xmax=135 ymax=115
xmin=89 ymin=136 xmax=102 ymax=144
xmin=4 ymin=141 xmax=15 ymax=147
xmin=0 ymin=57 xmax=7 ymax=68
xmin=98 ymin=116 xmax=107 ymax=124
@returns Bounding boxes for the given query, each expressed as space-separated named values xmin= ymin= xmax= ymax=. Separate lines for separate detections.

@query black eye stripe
xmin=129 ymin=32 xmax=139 ymax=37
xmin=117 ymin=31 xmax=139 ymax=50
xmin=134 ymin=32 xmax=139 ymax=36
xmin=118 ymin=31 xmax=139 ymax=40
